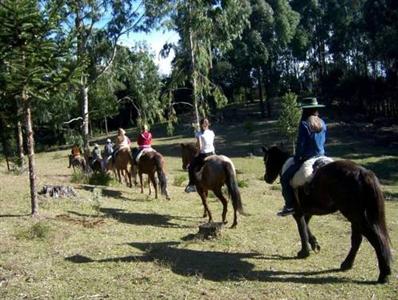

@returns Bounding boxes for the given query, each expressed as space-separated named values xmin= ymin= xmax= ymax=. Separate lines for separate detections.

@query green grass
xmin=1 ymin=116 xmax=398 ymax=299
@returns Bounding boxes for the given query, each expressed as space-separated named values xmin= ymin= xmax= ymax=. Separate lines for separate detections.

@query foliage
xmin=88 ymin=172 xmax=114 ymax=186
xmin=276 ymin=92 xmax=301 ymax=151
xmin=15 ymin=222 xmax=52 ymax=240
xmin=173 ymin=174 xmax=187 ymax=187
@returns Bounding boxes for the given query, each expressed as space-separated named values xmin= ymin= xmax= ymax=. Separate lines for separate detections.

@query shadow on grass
xmin=0 ymin=214 xmax=30 ymax=218
xmin=99 ymin=208 xmax=190 ymax=228
xmin=65 ymin=241 xmax=377 ymax=285
xmin=362 ymin=157 xmax=398 ymax=185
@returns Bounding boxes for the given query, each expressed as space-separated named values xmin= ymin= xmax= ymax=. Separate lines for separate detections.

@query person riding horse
xmin=278 ymin=97 xmax=327 ymax=216
xmin=185 ymin=118 xmax=215 ymax=193
xmin=103 ymin=138 xmax=114 ymax=158
xmin=132 ymin=124 xmax=153 ymax=163
xmin=112 ymin=128 xmax=131 ymax=162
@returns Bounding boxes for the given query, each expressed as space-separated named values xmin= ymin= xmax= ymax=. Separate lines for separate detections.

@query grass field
xmin=1 ymin=115 xmax=398 ymax=299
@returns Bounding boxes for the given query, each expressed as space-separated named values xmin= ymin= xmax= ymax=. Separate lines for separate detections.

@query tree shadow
xmin=65 ymin=241 xmax=376 ymax=285
xmin=98 ymin=208 xmax=190 ymax=228
xmin=362 ymin=157 xmax=398 ymax=184
xmin=0 ymin=214 xmax=30 ymax=218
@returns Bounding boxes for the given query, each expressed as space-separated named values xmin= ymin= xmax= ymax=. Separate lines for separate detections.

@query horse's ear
xmin=180 ymin=143 xmax=185 ymax=148
xmin=261 ymin=146 xmax=268 ymax=154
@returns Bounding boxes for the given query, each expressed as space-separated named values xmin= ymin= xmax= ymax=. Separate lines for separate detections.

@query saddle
xmin=281 ymin=156 xmax=334 ymax=189
xmin=135 ymin=148 xmax=156 ymax=163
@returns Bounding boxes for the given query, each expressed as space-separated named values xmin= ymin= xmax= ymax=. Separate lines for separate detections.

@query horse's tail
xmin=361 ymin=168 xmax=392 ymax=264
xmin=223 ymin=160 xmax=246 ymax=215
xmin=154 ymin=154 xmax=169 ymax=198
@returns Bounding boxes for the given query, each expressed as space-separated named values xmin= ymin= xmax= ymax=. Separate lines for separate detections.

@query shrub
xmin=16 ymin=222 xmax=52 ymax=240
xmin=70 ymin=170 xmax=89 ymax=184
xmin=237 ymin=178 xmax=249 ymax=188
xmin=89 ymin=172 xmax=113 ymax=186
xmin=173 ymin=174 xmax=188 ymax=187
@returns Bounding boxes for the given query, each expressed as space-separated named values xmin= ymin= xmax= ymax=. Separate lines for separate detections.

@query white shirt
xmin=195 ymin=129 xmax=215 ymax=154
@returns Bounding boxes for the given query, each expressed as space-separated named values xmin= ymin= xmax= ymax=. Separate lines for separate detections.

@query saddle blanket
xmin=281 ymin=156 xmax=334 ymax=188
xmin=136 ymin=147 xmax=156 ymax=163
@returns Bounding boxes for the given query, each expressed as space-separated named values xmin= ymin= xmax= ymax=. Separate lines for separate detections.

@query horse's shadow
xmin=65 ymin=241 xmax=377 ymax=285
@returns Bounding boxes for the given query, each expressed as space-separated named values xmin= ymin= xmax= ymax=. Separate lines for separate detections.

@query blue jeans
xmin=280 ymin=161 xmax=303 ymax=208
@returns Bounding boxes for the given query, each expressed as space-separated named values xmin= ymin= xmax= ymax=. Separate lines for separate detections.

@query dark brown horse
xmin=180 ymin=142 xmax=198 ymax=170
xmin=193 ymin=155 xmax=245 ymax=228
xmin=262 ymin=145 xmax=392 ymax=283
xmin=131 ymin=149 xmax=170 ymax=200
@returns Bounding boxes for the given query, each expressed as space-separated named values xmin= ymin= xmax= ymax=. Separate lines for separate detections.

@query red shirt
xmin=137 ymin=131 xmax=152 ymax=148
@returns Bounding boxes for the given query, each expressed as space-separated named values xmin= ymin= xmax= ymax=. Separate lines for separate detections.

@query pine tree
xmin=276 ymin=92 xmax=301 ymax=153
xmin=0 ymin=0 xmax=70 ymax=215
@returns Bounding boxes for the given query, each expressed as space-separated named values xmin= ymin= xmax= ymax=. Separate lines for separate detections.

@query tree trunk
xmin=104 ymin=116 xmax=108 ymax=135
xmin=0 ymin=119 xmax=11 ymax=171
xmin=23 ymin=96 xmax=38 ymax=216
xmin=80 ymin=82 xmax=90 ymax=155
xmin=189 ymin=21 xmax=200 ymax=127
xmin=16 ymin=120 xmax=24 ymax=166
xmin=257 ymin=68 xmax=265 ymax=118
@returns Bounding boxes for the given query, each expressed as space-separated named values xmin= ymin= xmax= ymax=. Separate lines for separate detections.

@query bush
xmin=173 ymin=174 xmax=188 ymax=187
xmin=89 ymin=172 xmax=113 ymax=186
xmin=237 ymin=178 xmax=249 ymax=188
xmin=71 ymin=170 xmax=89 ymax=184
xmin=16 ymin=222 xmax=52 ymax=240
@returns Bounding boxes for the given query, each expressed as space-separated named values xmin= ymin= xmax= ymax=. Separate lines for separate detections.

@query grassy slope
xmin=1 ymin=112 xmax=398 ymax=299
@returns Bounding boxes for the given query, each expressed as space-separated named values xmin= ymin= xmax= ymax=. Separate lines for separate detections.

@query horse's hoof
xmin=340 ymin=260 xmax=353 ymax=271
xmin=230 ymin=223 xmax=237 ymax=229
xmin=312 ymin=244 xmax=321 ymax=253
xmin=297 ymin=249 xmax=310 ymax=259
xmin=377 ymin=274 xmax=389 ymax=284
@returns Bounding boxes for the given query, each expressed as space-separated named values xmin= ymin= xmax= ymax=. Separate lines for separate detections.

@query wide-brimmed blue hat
xmin=298 ymin=97 xmax=325 ymax=109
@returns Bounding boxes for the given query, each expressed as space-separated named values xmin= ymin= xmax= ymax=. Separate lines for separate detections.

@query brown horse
xmin=180 ymin=142 xmax=198 ymax=170
xmin=68 ymin=154 xmax=86 ymax=172
xmin=131 ymin=149 xmax=170 ymax=200
xmin=193 ymin=155 xmax=245 ymax=228
xmin=262 ymin=145 xmax=392 ymax=283
xmin=114 ymin=147 xmax=133 ymax=187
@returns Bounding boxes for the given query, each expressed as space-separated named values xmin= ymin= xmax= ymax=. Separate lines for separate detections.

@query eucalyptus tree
xmin=0 ymin=0 xmax=72 ymax=215
xmin=148 ymin=0 xmax=251 ymax=127
xmin=113 ymin=45 xmax=163 ymax=128
xmin=61 ymin=0 xmax=156 ymax=153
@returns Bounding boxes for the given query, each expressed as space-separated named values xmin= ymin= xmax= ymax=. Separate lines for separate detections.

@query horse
xmin=262 ymin=145 xmax=392 ymax=283
xmin=180 ymin=143 xmax=198 ymax=170
xmin=131 ymin=149 xmax=170 ymax=200
xmin=193 ymin=155 xmax=245 ymax=228
xmin=113 ymin=147 xmax=133 ymax=187
xmin=68 ymin=154 xmax=86 ymax=172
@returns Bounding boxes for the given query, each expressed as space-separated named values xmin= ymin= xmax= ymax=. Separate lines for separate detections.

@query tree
xmin=61 ymin=0 xmax=154 ymax=154
xmin=113 ymin=45 xmax=164 ymax=128
xmin=150 ymin=0 xmax=251 ymax=127
xmin=276 ymin=92 xmax=301 ymax=152
xmin=0 ymin=0 xmax=71 ymax=215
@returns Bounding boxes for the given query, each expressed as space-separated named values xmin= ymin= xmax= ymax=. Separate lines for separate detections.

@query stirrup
xmin=277 ymin=206 xmax=295 ymax=217
xmin=184 ymin=185 xmax=196 ymax=193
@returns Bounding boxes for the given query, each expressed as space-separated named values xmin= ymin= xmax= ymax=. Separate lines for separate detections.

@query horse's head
xmin=262 ymin=145 xmax=289 ymax=184
xmin=180 ymin=143 xmax=197 ymax=170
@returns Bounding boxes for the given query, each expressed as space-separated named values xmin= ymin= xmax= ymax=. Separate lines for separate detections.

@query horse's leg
xmin=149 ymin=173 xmax=157 ymax=199
xmin=148 ymin=176 xmax=152 ymax=196
xmin=202 ymin=190 xmax=208 ymax=218
xmin=139 ymin=172 xmax=144 ymax=194
xmin=117 ymin=169 xmax=122 ymax=183
xmin=199 ymin=189 xmax=212 ymax=223
xmin=305 ymin=216 xmax=321 ymax=253
xmin=341 ymin=224 xmax=362 ymax=271
xmin=361 ymin=225 xmax=391 ymax=283
xmin=293 ymin=214 xmax=310 ymax=258
xmin=213 ymin=188 xmax=229 ymax=226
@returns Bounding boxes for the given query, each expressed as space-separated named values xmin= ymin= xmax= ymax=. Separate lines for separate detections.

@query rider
xmin=278 ymin=97 xmax=327 ymax=216
xmin=112 ymin=128 xmax=131 ymax=162
xmin=91 ymin=143 xmax=102 ymax=165
xmin=132 ymin=123 xmax=153 ymax=162
xmin=103 ymin=138 xmax=114 ymax=158
xmin=185 ymin=118 xmax=215 ymax=193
